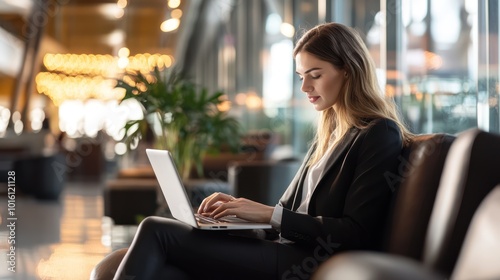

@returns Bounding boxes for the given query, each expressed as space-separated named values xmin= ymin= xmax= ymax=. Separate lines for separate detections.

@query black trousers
xmin=113 ymin=216 xmax=319 ymax=280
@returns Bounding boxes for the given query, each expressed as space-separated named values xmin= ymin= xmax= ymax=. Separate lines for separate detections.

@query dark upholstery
xmin=13 ymin=153 xmax=66 ymax=200
xmin=104 ymin=179 xmax=158 ymax=225
xmin=423 ymin=129 xmax=500 ymax=275
xmin=312 ymin=252 xmax=443 ymax=280
xmin=312 ymin=129 xmax=500 ymax=279
xmin=451 ymin=185 xmax=500 ymax=280
xmin=383 ymin=134 xmax=455 ymax=260
xmin=313 ymin=185 xmax=500 ymax=280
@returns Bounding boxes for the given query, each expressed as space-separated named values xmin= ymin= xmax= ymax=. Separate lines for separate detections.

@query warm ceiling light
xmin=117 ymin=57 xmax=129 ymax=69
xmin=171 ymin=9 xmax=183 ymax=19
xmin=168 ymin=0 xmax=181 ymax=9
xmin=246 ymin=93 xmax=262 ymax=110
xmin=117 ymin=0 xmax=127 ymax=9
xmin=280 ymin=22 xmax=295 ymax=38
xmin=118 ymin=47 xmax=130 ymax=57
xmin=38 ymin=52 xmax=175 ymax=105
xmin=160 ymin=18 xmax=180 ymax=32
xmin=114 ymin=8 xmax=124 ymax=19
xmin=98 ymin=4 xmax=124 ymax=19
xmin=235 ymin=93 xmax=247 ymax=105
xmin=104 ymin=30 xmax=125 ymax=45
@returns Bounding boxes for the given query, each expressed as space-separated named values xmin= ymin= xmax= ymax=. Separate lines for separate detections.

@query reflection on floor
xmin=0 ymin=181 xmax=137 ymax=280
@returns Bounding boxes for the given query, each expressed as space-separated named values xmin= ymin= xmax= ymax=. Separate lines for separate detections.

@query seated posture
xmin=112 ymin=22 xmax=412 ymax=280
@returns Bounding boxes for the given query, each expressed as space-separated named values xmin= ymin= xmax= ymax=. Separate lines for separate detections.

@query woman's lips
xmin=308 ymin=96 xmax=320 ymax=103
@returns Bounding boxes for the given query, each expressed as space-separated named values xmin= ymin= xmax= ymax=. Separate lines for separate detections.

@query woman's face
xmin=295 ymin=51 xmax=346 ymax=111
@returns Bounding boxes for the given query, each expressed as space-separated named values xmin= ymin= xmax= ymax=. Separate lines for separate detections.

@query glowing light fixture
xmin=171 ymin=9 xmax=183 ymax=19
xmin=114 ymin=9 xmax=124 ymax=19
xmin=168 ymin=0 xmax=181 ymax=9
xmin=281 ymin=0 xmax=295 ymax=38
xmin=38 ymin=53 xmax=175 ymax=106
xmin=118 ymin=47 xmax=130 ymax=58
xmin=104 ymin=29 xmax=125 ymax=46
xmin=98 ymin=4 xmax=124 ymax=19
xmin=160 ymin=18 xmax=180 ymax=32
xmin=245 ymin=92 xmax=263 ymax=110
xmin=280 ymin=22 xmax=295 ymax=38
xmin=117 ymin=0 xmax=127 ymax=9
xmin=117 ymin=57 xmax=129 ymax=69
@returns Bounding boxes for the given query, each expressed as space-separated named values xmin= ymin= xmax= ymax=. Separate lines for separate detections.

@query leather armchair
xmin=313 ymin=129 xmax=500 ymax=279
xmin=383 ymin=133 xmax=455 ymax=260
xmin=424 ymin=129 xmax=500 ymax=275
xmin=313 ymin=185 xmax=500 ymax=280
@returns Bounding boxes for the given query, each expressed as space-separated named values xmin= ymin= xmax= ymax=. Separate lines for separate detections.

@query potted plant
xmin=116 ymin=67 xmax=241 ymax=180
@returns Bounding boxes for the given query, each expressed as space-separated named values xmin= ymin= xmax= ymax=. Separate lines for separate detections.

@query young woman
xmin=111 ymin=22 xmax=413 ymax=280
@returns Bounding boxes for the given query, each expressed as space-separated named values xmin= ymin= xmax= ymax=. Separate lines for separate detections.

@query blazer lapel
xmin=306 ymin=128 xmax=362 ymax=213
xmin=280 ymin=128 xmax=361 ymax=211
xmin=319 ymin=127 xmax=361 ymax=179
xmin=279 ymin=143 xmax=315 ymax=210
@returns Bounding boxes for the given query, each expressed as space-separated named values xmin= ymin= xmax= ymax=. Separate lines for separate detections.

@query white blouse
xmin=270 ymin=143 xmax=336 ymax=230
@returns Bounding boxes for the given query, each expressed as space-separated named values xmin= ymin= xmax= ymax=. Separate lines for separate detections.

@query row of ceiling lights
xmin=36 ymin=0 xmax=184 ymax=106
xmin=110 ymin=0 xmax=183 ymax=32
xmin=38 ymin=52 xmax=175 ymax=106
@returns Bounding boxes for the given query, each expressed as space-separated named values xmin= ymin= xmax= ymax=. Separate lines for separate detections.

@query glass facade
xmin=179 ymin=0 xmax=500 ymax=158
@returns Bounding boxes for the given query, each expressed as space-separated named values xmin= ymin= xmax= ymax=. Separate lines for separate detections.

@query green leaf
xmin=115 ymin=66 xmax=242 ymax=178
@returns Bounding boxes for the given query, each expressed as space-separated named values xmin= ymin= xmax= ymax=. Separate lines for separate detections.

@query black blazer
xmin=278 ymin=118 xmax=402 ymax=252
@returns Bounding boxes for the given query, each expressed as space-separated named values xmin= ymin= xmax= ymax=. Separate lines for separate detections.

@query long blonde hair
xmin=294 ymin=23 xmax=412 ymax=165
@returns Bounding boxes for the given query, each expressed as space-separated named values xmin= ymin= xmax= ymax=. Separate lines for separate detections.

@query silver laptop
xmin=146 ymin=149 xmax=272 ymax=230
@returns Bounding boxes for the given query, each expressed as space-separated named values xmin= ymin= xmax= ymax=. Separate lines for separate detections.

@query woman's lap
xmin=114 ymin=216 xmax=313 ymax=280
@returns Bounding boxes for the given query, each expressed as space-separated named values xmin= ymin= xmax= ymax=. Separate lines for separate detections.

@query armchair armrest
xmin=312 ymin=252 xmax=444 ymax=280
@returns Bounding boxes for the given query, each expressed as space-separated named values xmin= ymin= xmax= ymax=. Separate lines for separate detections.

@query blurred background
xmin=0 ymin=0 xmax=499 ymax=279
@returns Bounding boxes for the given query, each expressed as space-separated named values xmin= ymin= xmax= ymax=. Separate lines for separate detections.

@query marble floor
xmin=0 ymin=181 xmax=137 ymax=280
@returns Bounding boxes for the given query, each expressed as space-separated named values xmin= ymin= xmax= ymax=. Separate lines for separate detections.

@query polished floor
xmin=0 ymin=180 xmax=137 ymax=280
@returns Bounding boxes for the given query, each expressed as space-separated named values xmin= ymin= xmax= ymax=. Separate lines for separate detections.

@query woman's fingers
xmin=209 ymin=198 xmax=274 ymax=223
xmin=198 ymin=193 xmax=218 ymax=214
xmin=209 ymin=199 xmax=237 ymax=218
xmin=198 ymin=193 xmax=274 ymax=223
xmin=197 ymin=192 xmax=235 ymax=214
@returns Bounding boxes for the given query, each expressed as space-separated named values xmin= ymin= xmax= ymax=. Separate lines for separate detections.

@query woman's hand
xmin=197 ymin=192 xmax=274 ymax=224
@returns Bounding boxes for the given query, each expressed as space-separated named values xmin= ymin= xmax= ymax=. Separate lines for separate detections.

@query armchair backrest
xmin=451 ymin=185 xmax=500 ymax=280
xmin=423 ymin=129 xmax=500 ymax=276
xmin=383 ymin=134 xmax=455 ymax=260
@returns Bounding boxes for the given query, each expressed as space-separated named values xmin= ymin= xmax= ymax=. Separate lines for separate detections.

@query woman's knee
xmin=135 ymin=216 xmax=168 ymax=238
xmin=136 ymin=216 xmax=189 ymax=237
xmin=138 ymin=216 xmax=164 ymax=231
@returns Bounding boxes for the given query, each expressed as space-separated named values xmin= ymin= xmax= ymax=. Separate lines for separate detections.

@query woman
xmin=111 ymin=22 xmax=412 ymax=280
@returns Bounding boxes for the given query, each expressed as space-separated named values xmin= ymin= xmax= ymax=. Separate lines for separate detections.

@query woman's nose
xmin=301 ymin=81 xmax=312 ymax=93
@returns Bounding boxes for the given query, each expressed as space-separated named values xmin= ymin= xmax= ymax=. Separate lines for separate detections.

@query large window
xmin=192 ymin=0 xmax=500 ymax=159
xmin=393 ymin=0 xmax=478 ymax=134
xmin=365 ymin=0 xmax=498 ymax=135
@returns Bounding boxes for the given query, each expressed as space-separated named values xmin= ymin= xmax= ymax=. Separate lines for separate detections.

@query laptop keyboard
xmin=195 ymin=214 xmax=220 ymax=224
xmin=195 ymin=214 xmax=248 ymax=224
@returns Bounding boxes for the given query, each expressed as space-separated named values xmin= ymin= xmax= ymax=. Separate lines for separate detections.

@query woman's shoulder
xmin=357 ymin=117 xmax=402 ymax=142
xmin=361 ymin=117 xmax=399 ymax=130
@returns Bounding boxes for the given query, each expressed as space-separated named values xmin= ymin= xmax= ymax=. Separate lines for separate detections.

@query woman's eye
xmin=311 ymin=75 xmax=321 ymax=79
